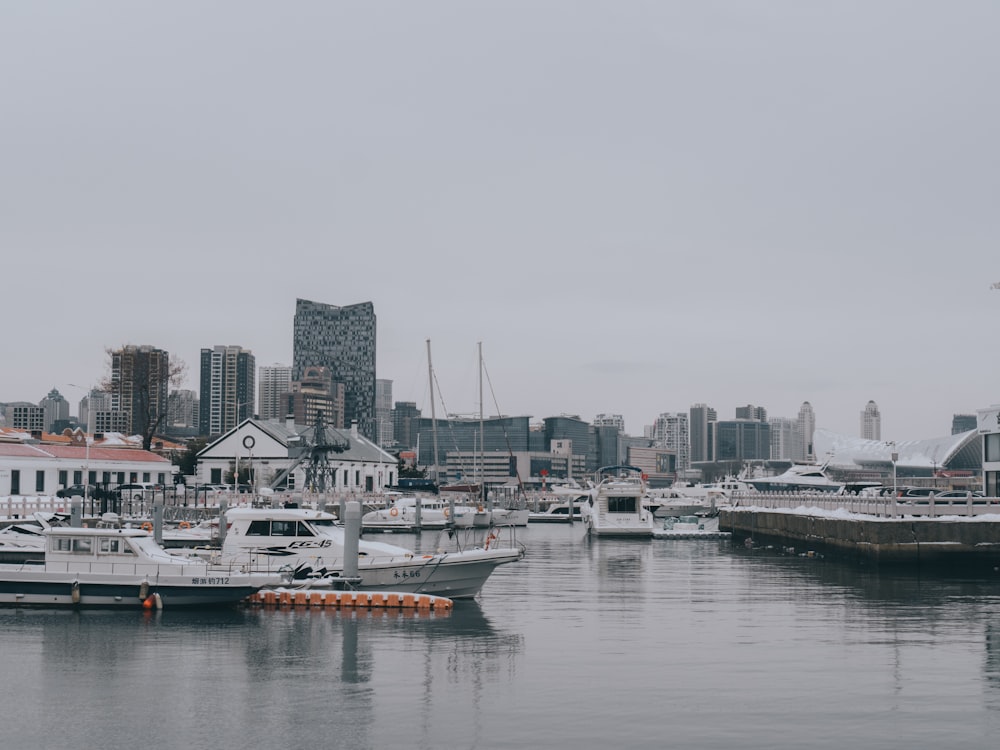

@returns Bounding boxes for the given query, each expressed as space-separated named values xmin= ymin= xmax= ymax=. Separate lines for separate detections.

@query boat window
xmin=608 ymin=496 xmax=638 ymax=513
xmin=295 ymin=522 xmax=314 ymax=537
xmin=246 ymin=521 xmax=272 ymax=536
xmin=52 ymin=537 xmax=73 ymax=552
xmin=99 ymin=538 xmax=120 ymax=554
xmin=272 ymin=521 xmax=299 ymax=536
xmin=72 ymin=538 xmax=93 ymax=553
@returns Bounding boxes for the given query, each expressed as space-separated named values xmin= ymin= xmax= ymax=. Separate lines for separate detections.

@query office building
xmin=953 ymin=414 xmax=977 ymax=435
xmin=284 ymin=366 xmax=344 ymax=431
xmin=293 ymin=298 xmax=376 ymax=438
xmin=653 ymin=412 xmax=689 ymax=471
xmin=689 ymin=403 xmax=717 ymax=464
xmin=714 ymin=420 xmax=771 ymax=462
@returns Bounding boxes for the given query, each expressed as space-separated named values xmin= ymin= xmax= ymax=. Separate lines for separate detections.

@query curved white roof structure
xmin=813 ymin=428 xmax=981 ymax=472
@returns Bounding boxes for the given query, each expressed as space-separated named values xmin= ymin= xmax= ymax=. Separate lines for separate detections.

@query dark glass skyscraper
xmin=292 ymin=298 xmax=376 ymax=438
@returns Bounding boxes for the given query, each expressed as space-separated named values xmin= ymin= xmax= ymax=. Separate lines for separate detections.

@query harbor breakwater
xmin=719 ymin=507 xmax=1000 ymax=567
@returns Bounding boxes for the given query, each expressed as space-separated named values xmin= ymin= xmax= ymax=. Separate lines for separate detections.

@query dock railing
xmin=728 ymin=492 xmax=1000 ymax=519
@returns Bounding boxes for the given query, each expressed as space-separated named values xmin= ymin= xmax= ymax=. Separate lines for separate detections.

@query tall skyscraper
xmin=110 ymin=345 xmax=171 ymax=438
xmin=39 ymin=388 xmax=70 ymax=432
xmin=293 ymin=298 xmax=376 ymax=438
xmin=258 ymin=364 xmax=293 ymax=421
xmin=79 ymin=388 xmax=111 ymax=433
xmin=199 ymin=345 xmax=256 ymax=437
xmin=796 ymin=401 xmax=815 ymax=461
xmin=689 ymin=403 xmax=717 ymax=463
xmin=375 ymin=379 xmax=394 ymax=448
xmin=861 ymin=400 xmax=881 ymax=441
xmin=285 ymin=366 xmax=344 ymax=430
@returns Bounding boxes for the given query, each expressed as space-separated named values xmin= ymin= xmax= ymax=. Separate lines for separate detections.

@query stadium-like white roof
xmin=813 ymin=428 xmax=981 ymax=471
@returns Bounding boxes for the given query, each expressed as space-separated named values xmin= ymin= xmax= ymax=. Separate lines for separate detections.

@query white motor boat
xmin=527 ymin=503 xmax=585 ymax=523
xmin=581 ymin=466 xmax=656 ymax=538
xmin=0 ymin=517 xmax=279 ymax=608
xmin=207 ymin=506 xmax=523 ymax=599
xmin=361 ymin=495 xmax=477 ymax=531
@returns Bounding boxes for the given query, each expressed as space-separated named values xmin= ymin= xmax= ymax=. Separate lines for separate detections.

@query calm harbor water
xmin=4 ymin=522 xmax=1000 ymax=749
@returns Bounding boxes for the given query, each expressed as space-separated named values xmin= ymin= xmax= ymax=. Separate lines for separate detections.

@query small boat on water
xmin=581 ymin=466 xmax=657 ymax=538
xmin=0 ymin=515 xmax=279 ymax=608
xmin=361 ymin=494 xmax=477 ymax=532
xmin=653 ymin=515 xmax=732 ymax=540
xmin=200 ymin=506 xmax=523 ymax=599
xmin=527 ymin=503 xmax=585 ymax=523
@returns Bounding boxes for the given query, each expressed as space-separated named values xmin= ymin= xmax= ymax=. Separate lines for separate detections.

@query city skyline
xmin=3 ymin=3 xmax=998 ymax=443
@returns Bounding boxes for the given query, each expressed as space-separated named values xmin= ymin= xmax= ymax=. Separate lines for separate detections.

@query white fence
xmin=728 ymin=492 xmax=1000 ymax=519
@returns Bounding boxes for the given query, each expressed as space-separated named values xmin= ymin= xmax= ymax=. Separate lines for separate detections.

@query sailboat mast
xmin=427 ymin=339 xmax=440 ymax=484
xmin=479 ymin=341 xmax=484 ymax=504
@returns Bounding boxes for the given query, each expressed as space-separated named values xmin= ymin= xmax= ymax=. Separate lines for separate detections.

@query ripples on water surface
xmin=4 ymin=523 xmax=1000 ymax=749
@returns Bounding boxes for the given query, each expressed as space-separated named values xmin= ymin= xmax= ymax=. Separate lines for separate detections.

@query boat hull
xmin=0 ymin=570 xmax=260 ymax=608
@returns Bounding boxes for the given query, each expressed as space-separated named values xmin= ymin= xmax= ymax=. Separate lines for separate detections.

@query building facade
xmin=768 ymin=417 xmax=799 ymax=461
xmin=689 ymin=403 xmax=717 ymax=464
xmin=979 ymin=406 xmax=1000 ymax=497
xmin=953 ymin=414 xmax=978 ymax=435
xmin=285 ymin=366 xmax=345 ymax=431
xmin=199 ymin=345 xmax=256 ymax=438
xmin=861 ymin=400 xmax=881 ymax=441
xmin=714 ymin=420 xmax=771 ymax=462
xmin=110 ymin=345 xmax=171 ymax=437
xmin=797 ymin=401 xmax=816 ymax=461
xmin=166 ymin=389 xmax=199 ymax=435
xmin=653 ymin=412 xmax=689 ymax=471
xmin=375 ymin=379 xmax=393 ymax=448
xmin=258 ymin=364 xmax=293 ymax=421
xmin=40 ymin=388 xmax=70 ymax=432
xmin=292 ymin=298 xmax=376 ymax=439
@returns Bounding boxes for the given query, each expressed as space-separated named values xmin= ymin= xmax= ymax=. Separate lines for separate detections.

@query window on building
xmin=73 ymin=470 xmax=83 ymax=485
xmin=142 ymin=473 xmax=150 ymax=482
xmin=11 ymin=470 xmax=20 ymax=495
xmin=985 ymin=434 xmax=1000 ymax=463
xmin=59 ymin=470 xmax=68 ymax=488
xmin=36 ymin=471 xmax=45 ymax=493
xmin=211 ymin=468 xmax=222 ymax=484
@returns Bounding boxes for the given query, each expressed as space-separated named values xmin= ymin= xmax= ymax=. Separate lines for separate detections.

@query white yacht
xmin=581 ymin=466 xmax=656 ymax=538
xmin=743 ymin=463 xmax=845 ymax=493
xmin=361 ymin=494 xmax=476 ymax=532
xmin=207 ymin=506 xmax=523 ymax=599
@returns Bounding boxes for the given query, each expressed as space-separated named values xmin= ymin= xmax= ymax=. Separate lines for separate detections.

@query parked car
xmin=56 ymin=484 xmax=98 ymax=498
xmin=932 ymin=490 xmax=984 ymax=499
xmin=116 ymin=483 xmax=161 ymax=500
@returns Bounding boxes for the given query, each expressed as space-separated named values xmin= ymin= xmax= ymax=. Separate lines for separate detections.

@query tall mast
xmin=427 ymin=339 xmax=440 ymax=484
xmin=479 ymin=341 xmax=484 ymax=503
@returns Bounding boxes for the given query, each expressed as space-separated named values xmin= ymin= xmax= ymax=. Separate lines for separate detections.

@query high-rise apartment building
xmin=4 ymin=402 xmax=45 ymax=432
xmin=79 ymin=388 xmax=111 ymax=432
xmin=166 ymin=389 xmax=199 ymax=435
xmin=39 ymin=388 xmax=70 ymax=432
xmin=375 ymin=379 xmax=393 ymax=448
xmin=199 ymin=345 xmax=256 ymax=437
xmin=735 ymin=404 xmax=768 ymax=422
xmin=689 ymin=403 xmax=717 ymax=463
xmin=258 ymin=364 xmax=293 ymax=421
xmin=653 ymin=412 xmax=690 ymax=471
xmin=110 ymin=345 xmax=171 ymax=438
xmin=861 ymin=400 xmax=881 ymax=441
xmin=715 ymin=420 xmax=771 ymax=462
xmin=293 ymin=298 xmax=376 ymax=438
xmin=796 ymin=401 xmax=815 ymax=461
xmin=594 ymin=413 xmax=625 ymax=432
xmin=769 ymin=417 xmax=799 ymax=460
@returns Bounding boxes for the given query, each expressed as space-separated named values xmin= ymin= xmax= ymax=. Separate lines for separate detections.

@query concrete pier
xmin=720 ymin=508 xmax=1000 ymax=566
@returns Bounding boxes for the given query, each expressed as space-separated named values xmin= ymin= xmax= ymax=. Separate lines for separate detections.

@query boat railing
xmin=727 ymin=491 xmax=1000 ymax=519
xmin=37 ymin=560 xmax=246 ymax=577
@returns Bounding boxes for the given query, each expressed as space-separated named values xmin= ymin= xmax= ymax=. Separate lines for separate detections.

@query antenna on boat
xmin=427 ymin=339 xmax=441 ymax=486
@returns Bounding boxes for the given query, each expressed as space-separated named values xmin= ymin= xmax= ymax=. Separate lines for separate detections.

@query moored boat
xmin=581 ymin=466 xmax=656 ymax=538
xmin=0 ymin=518 xmax=279 ymax=608
xmin=201 ymin=506 xmax=523 ymax=599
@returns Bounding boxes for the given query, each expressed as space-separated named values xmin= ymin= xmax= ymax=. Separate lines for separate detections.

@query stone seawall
xmin=718 ymin=508 xmax=1000 ymax=566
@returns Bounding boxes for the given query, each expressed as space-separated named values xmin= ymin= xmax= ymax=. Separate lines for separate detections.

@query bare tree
xmin=101 ymin=345 xmax=187 ymax=451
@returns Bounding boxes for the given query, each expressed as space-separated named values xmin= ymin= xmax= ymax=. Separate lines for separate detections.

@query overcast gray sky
xmin=3 ymin=2 xmax=998 ymax=442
